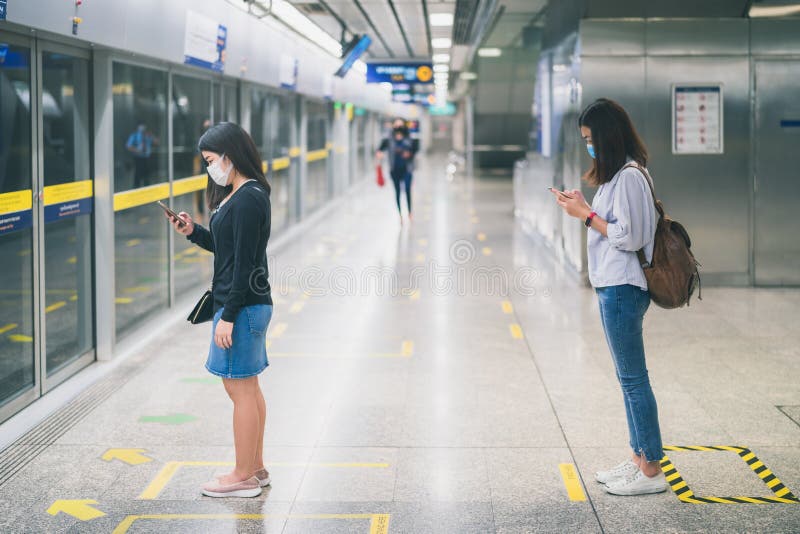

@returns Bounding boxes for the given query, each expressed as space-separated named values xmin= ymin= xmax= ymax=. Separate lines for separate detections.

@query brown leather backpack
xmin=624 ymin=163 xmax=701 ymax=309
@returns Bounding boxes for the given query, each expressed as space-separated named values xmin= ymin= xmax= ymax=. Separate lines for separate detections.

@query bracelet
xmin=584 ymin=211 xmax=597 ymax=228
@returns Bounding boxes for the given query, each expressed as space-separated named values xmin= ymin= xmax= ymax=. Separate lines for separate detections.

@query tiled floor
xmin=1 ymin=157 xmax=798 ymax=533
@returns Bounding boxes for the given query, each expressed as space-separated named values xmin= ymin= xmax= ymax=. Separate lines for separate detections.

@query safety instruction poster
xmin=184 ymin=10 xmax=227 ymax=72
xmin=672 ymin=85 xmax=723 ymax=154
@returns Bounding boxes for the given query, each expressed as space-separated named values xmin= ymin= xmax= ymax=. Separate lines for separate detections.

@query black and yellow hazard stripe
xmin=661 ymin=445 xmax=799 ymax=504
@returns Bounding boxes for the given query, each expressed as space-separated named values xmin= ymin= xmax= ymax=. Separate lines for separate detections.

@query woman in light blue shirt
xmin=552 ymin=98 xmax=666 ymax=496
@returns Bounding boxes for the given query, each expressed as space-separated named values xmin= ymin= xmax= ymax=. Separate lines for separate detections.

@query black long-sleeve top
xmin=187 ymin=181 xmax=272 ymax=322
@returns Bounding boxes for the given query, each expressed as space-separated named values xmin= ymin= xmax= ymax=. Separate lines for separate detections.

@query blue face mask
xmin=586 ymin=144 xmax=596 ymax=159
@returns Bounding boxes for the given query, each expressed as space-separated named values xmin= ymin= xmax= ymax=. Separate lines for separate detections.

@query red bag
xmin=376 ymin=165 xmax=385 ymax=187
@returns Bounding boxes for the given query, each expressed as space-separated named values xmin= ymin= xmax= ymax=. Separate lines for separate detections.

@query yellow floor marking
xmin=289 ymin=301 xmax=305 ymax=314
xmin=401 ymin=340 xmax=414 ymax=356
xmin=18 ymin=249 xmax=31 ymax=257
xmin=126 ymin=238 xmax=141 ymax=247
xmin=268 ymin=322 xmax=288 ymax=338
xmin=409 ymin=289 xmax=420 ymax=301
xmin=139 ymin=461 xmax=390 ymax=500
xmin=501 ymin=301 xmax=513 ymax=314
xmin=48 ymin=499 xmax=106 ymax=521
xmin=115 ymin=297 xmax=134 ymax=304
xmin=113 ymin=513 xmax=389 ymax=534
xmin=123 ymin=286 xmax=151 ymax=294
xmin=477 ymin=232 xmax=487 ymax=241
xmin=45 ymin=301 xmax=66 ymax=313
xmin=66 ymin=256 xmax=77 ymax=264
xmin=509 ymin=323 xmax=523 ymax=339
xmin=418 ymin=238 xmax=428 ymax=246
xmin=482 ymin=247 xmax=492 ymax=256
xmin=101 ymin=448 xmax=153 ymax=465
xmin=138 ymin=216 xmax=150 ymax=225
xmin=0 ymin=323 xmax=18 ymax=335
xmin=559 ymin=463 xmax=587 ymax=502
xmin=9 ymin=334 xmax=33 ymax=342
xmin=415 ymin=253 xmax=426 ymax=262
xmin=182 ymin=247 xmax=198 ymax=255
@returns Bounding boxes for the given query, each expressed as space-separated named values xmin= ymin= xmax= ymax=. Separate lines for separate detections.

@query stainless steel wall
xmin=514 ymin=17 xmax=800 ymax=286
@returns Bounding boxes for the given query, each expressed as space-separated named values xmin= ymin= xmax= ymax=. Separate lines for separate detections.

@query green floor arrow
xmin=180 ymin=377 xmax=222 ymax=384
xmin=138 ymin=413 xmax=197 ymax=425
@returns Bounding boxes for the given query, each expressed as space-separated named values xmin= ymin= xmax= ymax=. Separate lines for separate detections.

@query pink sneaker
xmin=201 ymin=476 xmax=262 ymax=498
xmin=254 ymin=468 xmax=272 ymax=487
xmin=216 ymin=468 xmax=271 ymax=487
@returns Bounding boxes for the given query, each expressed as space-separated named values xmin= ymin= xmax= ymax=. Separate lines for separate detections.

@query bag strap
xmin=620 ymin=162 xmax=658 ymax=268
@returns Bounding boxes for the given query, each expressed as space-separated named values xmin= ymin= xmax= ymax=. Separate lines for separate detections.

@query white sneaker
xmin=595 ymin=459 xmax=638 ymax=484
xmin=604 ymin=468 xmax=668 ymax=496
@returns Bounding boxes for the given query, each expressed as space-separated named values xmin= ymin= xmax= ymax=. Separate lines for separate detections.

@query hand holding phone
xmin=547 ymin=187 xmax=574 ymax=200
xmin=156 ymin=200 xmax=185 ymax=227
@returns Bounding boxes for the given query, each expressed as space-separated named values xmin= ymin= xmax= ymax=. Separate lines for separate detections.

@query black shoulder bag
xmin=187 ymin=287 xmax=214 ymax=324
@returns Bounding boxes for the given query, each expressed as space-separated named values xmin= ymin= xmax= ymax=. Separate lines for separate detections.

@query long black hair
xmin=578 ymin=98 xmax=648 ymax=186
xmin=198 ymin=122 xmax=271 ymax=210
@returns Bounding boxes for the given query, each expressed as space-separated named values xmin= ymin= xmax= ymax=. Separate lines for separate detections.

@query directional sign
xmin=367 ymin=63 xmax=434 ymax=84
xmin=101 ymin=448 xmax=153 ymax=465
xmin=138 ymin=413 xmax=197 ymax=425
xmin=47 ymin=500 xmax=105 ymax=521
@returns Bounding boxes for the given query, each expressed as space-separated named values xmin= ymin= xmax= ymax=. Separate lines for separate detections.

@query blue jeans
xmin=596 ymin=284 xmax=663 ymax=462
xmin=390 ymin=170 xmax=412 ymax=214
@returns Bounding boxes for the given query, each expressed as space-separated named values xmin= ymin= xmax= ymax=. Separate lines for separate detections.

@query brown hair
xmin=578 ymin=98 xmax=648 ymax=186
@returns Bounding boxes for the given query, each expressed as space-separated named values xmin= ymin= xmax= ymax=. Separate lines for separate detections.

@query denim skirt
xmin=206 ymin=304 xmax=272 ymax=379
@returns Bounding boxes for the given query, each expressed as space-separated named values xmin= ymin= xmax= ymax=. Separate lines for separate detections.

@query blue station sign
xmin=367 ymin=63 xmax=434 ymax=85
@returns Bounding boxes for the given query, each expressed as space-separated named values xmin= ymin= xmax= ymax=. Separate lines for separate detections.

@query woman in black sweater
xmin=167 ymin=123 xmax=273 ymax=498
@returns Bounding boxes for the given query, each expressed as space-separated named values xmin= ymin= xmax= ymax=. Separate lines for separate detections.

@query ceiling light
xmin=433 ymin=64 xmax=449 ymax=73
xmin=749 ymin=4 xmax=800 ymax=17
xmin=477 ymin=48 xmax=502 ymax=57
xmin=429 ymin=13 xmax=453 ymax=27
xmin=460 ymin=72 xmax=477 ymax=80
xmin=433 ymin=53 xmax=450 ymax=63
xmin=432 ymin=38 xmax=452 ymax=49
xmin=271 ymin=0 xmax=343 ymax=56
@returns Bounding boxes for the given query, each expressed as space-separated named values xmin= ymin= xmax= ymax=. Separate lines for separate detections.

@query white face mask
xmin=207 ymin=154 xmax=232 ymax=187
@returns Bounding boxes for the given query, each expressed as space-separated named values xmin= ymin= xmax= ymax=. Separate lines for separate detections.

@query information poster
xmin=0 ymin=0 xmax=7 ymax=21
xmin=184 ymin=10 xmax=227 ymax=72
xmin=672 ymin=85 xmax=723 ymax=154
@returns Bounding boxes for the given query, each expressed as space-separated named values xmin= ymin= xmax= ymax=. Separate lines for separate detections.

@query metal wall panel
xmin=579 ymin=19 xmax=645 ymax=56
xmin=644 ymin=56 xmax=750 ymax=281
xmin=646 ymin=19 xmax=749 ymax=56
xmin=751 ymin=19 xmax=800 ymax=56
xmin=754 ymin=60 xmax=800 ymax=285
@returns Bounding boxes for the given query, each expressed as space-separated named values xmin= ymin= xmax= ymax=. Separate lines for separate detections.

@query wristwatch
xmin=584 ymin=211 xmax=597 ymax=228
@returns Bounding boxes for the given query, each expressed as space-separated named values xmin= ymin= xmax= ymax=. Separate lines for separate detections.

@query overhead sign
xmin=367 ymin=63 xmax=434 ymax=85
xmin=672 ymin=85 xmax=723 ymax=154
xmin=429 ymin=102 xmax=456 ymax=116
xmin=184 ymin=10 xmax=227 ymax=72
xmin=0 ymin=0 xmax=7 ymax=21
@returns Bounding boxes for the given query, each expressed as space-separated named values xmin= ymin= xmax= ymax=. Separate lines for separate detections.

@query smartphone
xmin=547 ymin=187 xmax=574 ymax=199
xmin=156 ymin=200 xmax=185 ymax=227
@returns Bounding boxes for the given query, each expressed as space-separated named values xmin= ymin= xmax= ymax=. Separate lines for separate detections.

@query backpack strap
xmin=620 ymin=162 xmax=658 ymax=269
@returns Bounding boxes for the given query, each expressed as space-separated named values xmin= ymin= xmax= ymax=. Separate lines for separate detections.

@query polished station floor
xmin=1 ymin=157 xmax=799 ymax=533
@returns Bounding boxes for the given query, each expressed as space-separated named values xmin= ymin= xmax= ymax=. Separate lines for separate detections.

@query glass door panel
xmin=40 ymin=49 xmax=94 ymax=380
xmin=0 ymin=40 xmax=35 ymax=413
